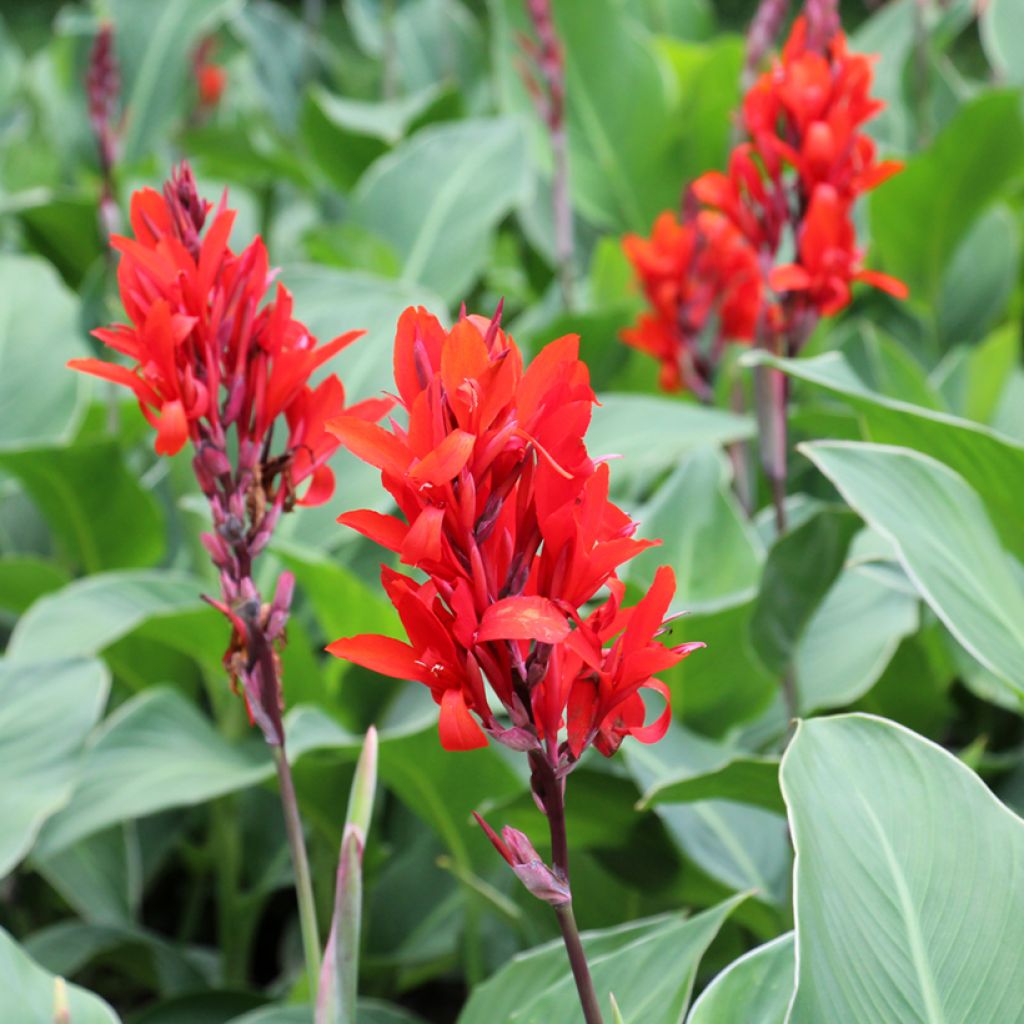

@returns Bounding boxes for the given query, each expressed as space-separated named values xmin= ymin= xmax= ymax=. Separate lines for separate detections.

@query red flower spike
xmin=71 ymin=164 xmax=393 ymax=741
xmin=621 ymin=209 xmax=762 ymax=396
xmin=626 ymin=13 xmax=906 ymax=384
xmin=329 ymin=308 xmax=701 ymax=770
xmin=70 ymin=163 xmax=389 ymax=508
xmin=193 ymin=36 xmax=226 ymax=110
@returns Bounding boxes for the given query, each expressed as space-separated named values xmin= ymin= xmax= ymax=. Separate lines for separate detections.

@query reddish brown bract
xmin=327 ymin=308 xmax=701 ymax=762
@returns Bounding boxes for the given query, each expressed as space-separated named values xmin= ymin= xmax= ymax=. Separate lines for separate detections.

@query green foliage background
xmin=1 ymin=0 xmax=1024 ymax=1021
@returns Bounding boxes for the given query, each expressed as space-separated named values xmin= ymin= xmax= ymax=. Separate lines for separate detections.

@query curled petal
xmin=438 ymin=688 xmax=488 ymax=751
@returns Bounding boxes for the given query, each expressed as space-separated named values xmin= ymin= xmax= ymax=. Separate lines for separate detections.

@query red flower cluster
xmin=193 ymin=37 xmax=227 ymax=109
xmin=70 ymin=164 xmax=388 ymax=509
xmin=621 ymin=210 xmax=762 ymax=394
xmin=623 ymin=15 xmax=906 ymax=392
xmin=327 ymin=308 xmax=701 ymax=760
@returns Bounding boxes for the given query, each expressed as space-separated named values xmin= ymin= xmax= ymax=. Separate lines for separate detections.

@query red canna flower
xmin=740 ymin=17 xmax=903 ymax=206
xmin=769 ymin=183 xmax=908 ymax=316
xmin=69 ymin=163 xmax=386 ymax=506
xmin=70 ymin=164 xmax=391 ymax=743
xmin=695 ymin=14 xmax=907 ymax=339
xmin=327 ymin=306 xmax=701 ymax=761
xmin=621 ymin=209 xmax=762 ymax=395
xmin=626 ymin=12 xmax=906 ymax=386
xmin=193 ymin=37 xmax=226 ymax=109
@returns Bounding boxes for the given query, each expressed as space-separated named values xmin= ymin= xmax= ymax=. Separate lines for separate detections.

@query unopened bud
xmin=473 ymin=814 xmax=571 ymax=906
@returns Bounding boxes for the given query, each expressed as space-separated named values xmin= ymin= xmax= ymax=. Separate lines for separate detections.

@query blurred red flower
xmin=623 ymin=14 xmax=907 ymax=389
xmin=327 ymin=307 xmax=701 ymax=759
xmin=194 ymin=37 xmax=227 ymax=109
xmin=621 ymin=210 xmax=762 ymax=394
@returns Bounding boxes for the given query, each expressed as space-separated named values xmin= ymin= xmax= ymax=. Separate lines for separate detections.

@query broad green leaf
xmin=752 ymin=351 xmax=1024 ymax=559
xmin=6 ymin=190 xmax=102 ymax=287
xmin=750 ymin=506 xmax=859 ymax=676
xmin=934 ymin=324 xmax=1021 ymax=425
xmin=113 ymin=0 xmax=242 ymax=163
xmin=34 ymin=693 xmax=422 ymax=858
xmin=627 ymin=448 xmax=763 ymax=611
xmin=459 ymin=897 xmax=747 ymax=1024
xmin=0 ymin=556 xmax=69 ymax=615
xmin=686 ymin=933 xmax=794 ymax=1024
xmin=349 ymin=118 xmax=530 ymax=302
xmin=0 ymin=927 xmax=120 ymax=1024
xmin=937 ymin=204 xmax=1021 ymax=346
xmin=0 ymin=253 xmax=88 ymax=449
xmin=24 ymin=920 xmax=211 ymax=996
xmin=587 ymin=394 xmax=755 ymax=495
xmin=803 ymin=442 xmax=1024 ymax=701
xmin=668 ymin=598 xmax=777 ymax=736
xmin=638 ymin=757 xmax=783 ymax=815
xmin=635 ymin=0 xmax=714 ymax=39
xmin=34 ymin=688 xmax=270 ymax=858
xmin=839 ymin=324 xmax=944 ymax=411
xmin=626 ymin=725 xmax=790 ymax=904
xmin=980 ymin=0 xmax=1024 ymax=83
xmin=302 ymin=83 xmax=455 ymax=191
xmin=34 ymin=828 xmax=139 ymax=926
xmin=391 ymin=0 xmax=484 ymax=95
xmin=0 ymin=442 xmax=167 ymax=572
xmin=7 ymin=571 xmax=204 ymax=664
xmin=782 ymin=714 xmax=1024 ymax=1022
xmin=0 ymin=658 xmax=109 ymax=876
xmin=380 ymin=726 xmax=525 ymax=870
xmin=491 ymin=0 xmax=676 ymax=231
xmin=657 ymin=36 xmax=743 ymax=183
xmin=228 ymin=1003 xmax=426 ymax=1024
xmin=279 ymin=264 xmax=445 ymax=402
xmin=870 ymin=91 xmax=1024 ymax=302
xmin=794 ymin=565 xmax=919 ymax=714
xmin=230 ymin=0 xmax=311 ymax=134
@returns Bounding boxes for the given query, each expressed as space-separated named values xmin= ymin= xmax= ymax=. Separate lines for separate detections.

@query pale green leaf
xmin=0 ymin=658 xmax=109 ymax=876
xmin=687 ymin=933 xmax=794 ymax=1024
xmin=0 ymin=926 xmax=119 ymax=1024
xmin=782 ymin=714 xmax=1024 ymax=1023
xmin=802 ymin=442 xmax=1024 ymax=701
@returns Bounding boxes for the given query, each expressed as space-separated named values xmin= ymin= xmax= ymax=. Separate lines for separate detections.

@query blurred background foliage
xmin=0 ymin=0 xmax=1023 ymax=1021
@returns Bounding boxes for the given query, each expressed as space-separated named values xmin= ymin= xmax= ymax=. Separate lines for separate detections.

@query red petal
xmin=326 ymin=634 xmax=421 ymax=680
xmin=296 ymin=464 xmax=335 ymax=507
xmin=622 ymin=566 xmax=676 ymax=652
xmin=154 ymin=400 xmax=189 ymax=455
xmin=769 ymin=263 xmax=812 ymax=293
xmin=409 ymin=430 xmax=476 ymax=486
xmin=337 ymin=509 xmax=409 ymax=551
xmin=566 ymin=678 xmax=598 ymax=758
xmin=628 ymin=679 xmax=673 ymax=745
xmin=438 ymin=688 xmax=488 ymax=751
xmin=394 ymin=306 xmax=446 ymax=407
xmin=310 ymin=329 xmax=365 ymax=373
xmin=400 ymin=504 xmax=445 ymax=565
xmin=67 ymin=358 xmax=158 ymax=405
xmin=856 ymin=269 xmax=909 ymax=299
xmin=477 ymin=596 xmax=569 ymax=644
xmin=345 ymin=395 xmax=396 ymax=423
xmin=326 ymin=416 xmax=410 ymax=476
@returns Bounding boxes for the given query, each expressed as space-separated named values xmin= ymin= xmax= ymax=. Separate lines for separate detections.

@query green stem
xmin=273 ymin=744 xmax=321 ymax=995
xmin=211 ymin=797 xmax=246 ymax=984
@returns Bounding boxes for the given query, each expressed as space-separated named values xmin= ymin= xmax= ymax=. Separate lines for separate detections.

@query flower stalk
xmin=519 ymin=0 xmax=576 ymax=308
xmin=71 ymin=163 xmax=392 ymax=996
